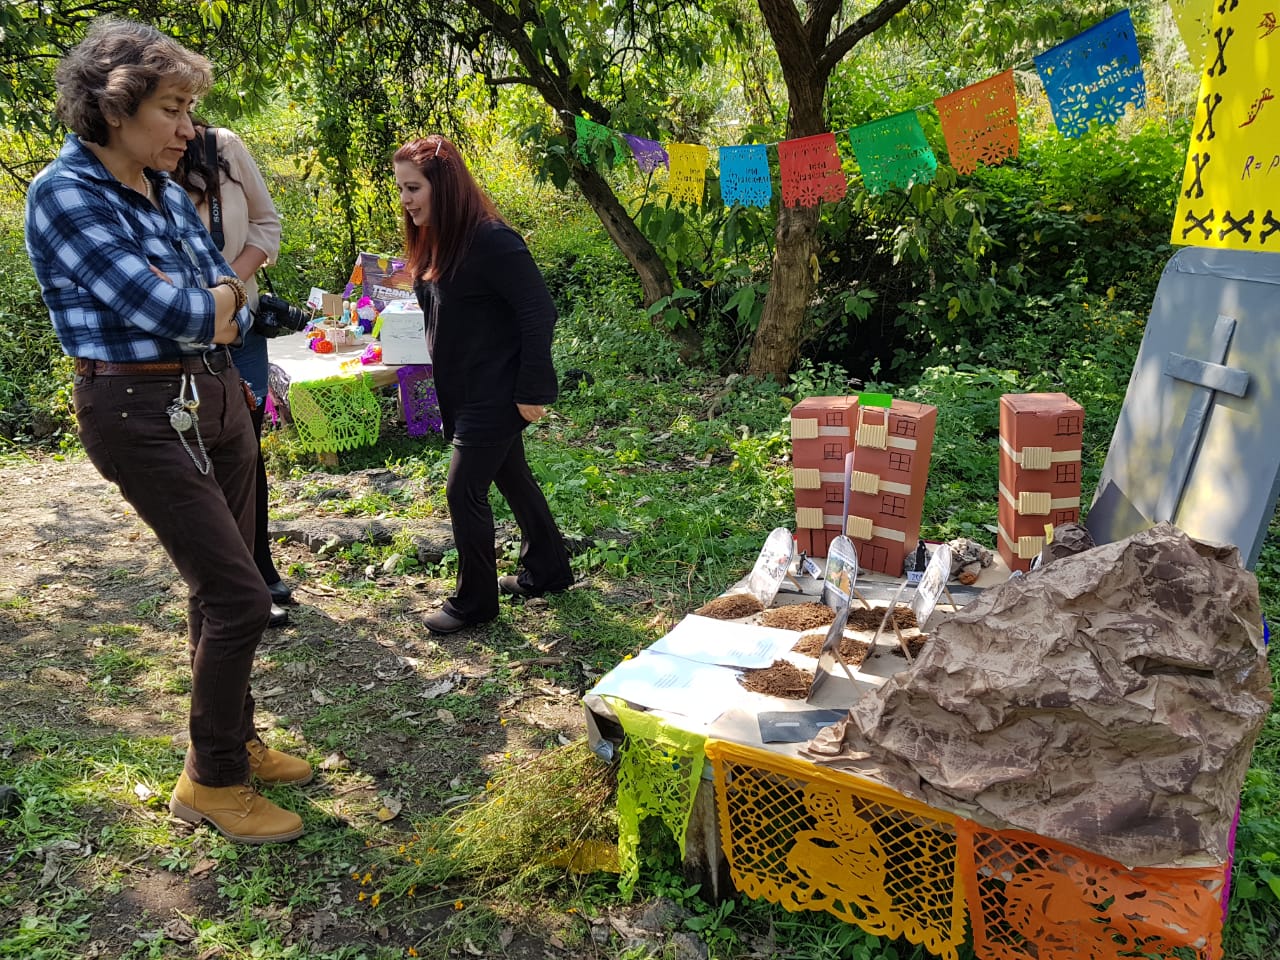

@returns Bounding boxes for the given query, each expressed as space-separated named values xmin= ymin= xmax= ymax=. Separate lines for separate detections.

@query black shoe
xmin=423 ymin=609 xmax=471 ymax=634
xmin=498 ymin=575 xmax=534 ymax=597
xmin=267 ymin=580 xmax=294 ymax=605
xmin=499 ymin=575 xmax=571 ymax=598
xmin=268 ymin=603 xmax=290 ymax=628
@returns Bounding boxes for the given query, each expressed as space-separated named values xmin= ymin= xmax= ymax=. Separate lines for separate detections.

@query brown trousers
xmin=74 ymin=361 xmax=269 ymax=786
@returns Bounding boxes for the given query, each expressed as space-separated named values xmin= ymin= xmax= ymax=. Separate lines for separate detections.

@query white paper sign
xmin=745 ymin=527 xmax=794 ymax=607
xmin=305 ymin=286 xmax=327 ymax=311
xmin=587 ymin=651 xmax=744 ymax=726
xmin=910 ymin=542 xmax=953 ymax=625
xmin=649 ymin=615 xmax=799 ymax=668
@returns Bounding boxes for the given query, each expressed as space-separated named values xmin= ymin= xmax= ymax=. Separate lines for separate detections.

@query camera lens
xmin=281 ymin=302 xmax=309 ymax=331
xmin=252 ymin=295 xmax=311 ymax=338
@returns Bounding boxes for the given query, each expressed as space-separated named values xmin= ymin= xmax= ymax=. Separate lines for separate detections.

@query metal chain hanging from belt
xmin=167 ymin=373 xmax=211 ymax=474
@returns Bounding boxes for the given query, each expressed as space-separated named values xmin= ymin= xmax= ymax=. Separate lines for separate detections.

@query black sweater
xmin=414 ymin=220 xmax=559 ymax=444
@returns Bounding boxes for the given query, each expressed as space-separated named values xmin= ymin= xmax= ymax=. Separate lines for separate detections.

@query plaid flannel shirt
xmin=25 ymin=134 xmax=249 ymax=362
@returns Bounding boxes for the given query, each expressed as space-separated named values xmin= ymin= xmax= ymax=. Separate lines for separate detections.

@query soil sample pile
xmin=694 ymin=592 xmax=764 ymax=619
xmin=793 ymin=632 xmax=871 ymax=666
xmin=760 ymin=602 xmax=836 ymax=632
xmin=890 ymin=635 xmax=930 ymax=658
xmin=846 ymin=604 xmax=918 ymax=631
xmin=739 ymin=659 xmax=813 ymax=699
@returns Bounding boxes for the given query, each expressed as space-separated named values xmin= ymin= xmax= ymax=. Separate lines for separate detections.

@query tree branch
xmin=817 ymin=0 xmax=918 ymax=77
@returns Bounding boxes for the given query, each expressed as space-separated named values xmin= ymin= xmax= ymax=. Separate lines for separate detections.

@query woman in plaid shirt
xmin=25 ymin=17 xmax=310 ymax=844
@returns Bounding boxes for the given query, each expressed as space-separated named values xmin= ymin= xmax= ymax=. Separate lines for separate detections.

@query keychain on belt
xmin=167 ymin=373 xmax=211 ymax=475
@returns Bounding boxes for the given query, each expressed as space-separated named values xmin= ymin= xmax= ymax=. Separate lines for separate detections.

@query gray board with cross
xmin=1087 ymin=247 xmax=1280 ymax=569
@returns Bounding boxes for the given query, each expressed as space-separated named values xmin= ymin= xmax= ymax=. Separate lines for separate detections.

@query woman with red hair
xmin=393 ymin=135 xmax=572 ymax=634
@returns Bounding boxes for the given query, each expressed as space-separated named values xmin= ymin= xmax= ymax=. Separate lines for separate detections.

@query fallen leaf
xmin=436 ymin=708 xmax=456 ymax=726
xmin=419 ymin=677 xmax=457 ymax=700
xmin=162 ymin=917 xmax=197 ymax=943
xmin=319 ymin=752 xmax=350 ymax=771
xmin=311 ymin=689 xmax=332 ymax=705
xmin=29 ymin=666 xmax=85 ymax=685
xmin=189 ymin=858 xmax=217 ymax=877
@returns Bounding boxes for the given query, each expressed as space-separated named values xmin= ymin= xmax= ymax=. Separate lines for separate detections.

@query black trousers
xmin=248 ymin=403 xmax=282 ymax=587
xmin=74 ymin=363 xmax=269 ymax=787
xmin=443 ymin=431 xmax=572 ymax=622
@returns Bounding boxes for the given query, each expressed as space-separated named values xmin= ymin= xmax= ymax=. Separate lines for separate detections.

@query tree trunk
xmin=747 ymin=202 xmax=820 ymax=379
xmin=569 ymin=162 xmax=704 ymax=361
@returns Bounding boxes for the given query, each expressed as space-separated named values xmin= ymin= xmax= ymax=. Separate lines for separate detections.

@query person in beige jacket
xmin=175 ymin=123 xmax=295 ymax=627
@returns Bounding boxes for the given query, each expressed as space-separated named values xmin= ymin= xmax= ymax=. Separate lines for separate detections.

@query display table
xmin=584 ymin=569 xmax=1228 ymax=960
xmin=267 ymin=334 xmax=434 ymax=462
xmin=267 ymin=333 xmax=399 ymax=391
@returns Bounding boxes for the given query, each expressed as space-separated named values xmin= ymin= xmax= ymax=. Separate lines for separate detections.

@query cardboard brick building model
xmin=791 ymin=396 xmax=937 ymax=574
xmin=997 ymin=393 xmax=1085 ymax=572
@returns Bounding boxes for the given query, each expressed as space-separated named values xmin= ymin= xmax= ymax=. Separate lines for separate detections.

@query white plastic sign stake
xmin=745 ymin=527 xmax=794 ymax=608
xmin=821 ymin=536 xmax=859 ymax=611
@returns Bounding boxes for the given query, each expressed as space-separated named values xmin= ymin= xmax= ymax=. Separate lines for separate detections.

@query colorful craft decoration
xmin=934 ymin=70 xmax=1020 ymax=175
xmin=539 ymin=12 xmax=1153 ymax=211
xmin=719 ymin=144 xmax=773 ymax=208
xmin=776 ymin=132 xmax=847 ymax=208
xmin=575 ymin=115 xmax=618 ymax=164
xmin=1170 ymin=0 xmax=1214 ymax=69
xmin=621 ymin=133 xmax=669 ymax=173
xmin=1034 ymin=9 xmax=1146 ymax=138
xmin=847 ymin=111 xmax=938 ymax=196
xmin=1173 ymin=0 xmax=1280 ymax=251
xmin=344 ymin=252 xmax=413 ymax=311
xmin=667 ymin=143 xmax=709 ymax=205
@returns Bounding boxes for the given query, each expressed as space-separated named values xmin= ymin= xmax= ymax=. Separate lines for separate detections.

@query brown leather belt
xmin=74 ymin=349 xmax=231 ymax=378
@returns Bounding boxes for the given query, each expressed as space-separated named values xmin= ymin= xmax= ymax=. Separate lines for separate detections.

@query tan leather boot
xmin=169 ymin=771 xmax=304 ymax=844
xmin=246 ymin=739 xmax=314 ymax=786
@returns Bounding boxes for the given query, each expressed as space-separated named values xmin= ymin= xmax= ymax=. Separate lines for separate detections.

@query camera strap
xmin=202 ymin=128 xmax=225 ymax=251
xmin=257 ymin=268 xmax=278 ymax=297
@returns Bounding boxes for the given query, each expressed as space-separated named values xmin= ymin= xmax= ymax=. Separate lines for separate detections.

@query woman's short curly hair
xmin=55 ymin=17 xmax=213 ymax=145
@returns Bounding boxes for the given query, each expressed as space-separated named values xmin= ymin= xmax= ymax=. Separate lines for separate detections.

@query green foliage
xmin=0 ymin=208 xmax=75 ymax=444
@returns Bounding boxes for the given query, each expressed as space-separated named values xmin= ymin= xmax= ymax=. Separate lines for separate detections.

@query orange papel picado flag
xmin=934 ymin=70 xmax=1020 ymax=175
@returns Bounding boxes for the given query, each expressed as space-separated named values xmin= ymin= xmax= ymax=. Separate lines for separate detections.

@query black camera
xmin=252 ymin=294 xmax=311 ymax=338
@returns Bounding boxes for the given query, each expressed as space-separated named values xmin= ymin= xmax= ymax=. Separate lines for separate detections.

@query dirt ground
xmin=0 ymin=453 xmax=676 ymax=959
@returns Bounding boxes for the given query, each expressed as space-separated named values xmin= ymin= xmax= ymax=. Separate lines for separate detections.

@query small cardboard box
xmin=379 ymin=299 xmax=430 ymax=365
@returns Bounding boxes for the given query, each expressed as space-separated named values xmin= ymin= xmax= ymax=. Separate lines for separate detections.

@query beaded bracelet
xmin=214 ymin=274 xmax=248 ymax=314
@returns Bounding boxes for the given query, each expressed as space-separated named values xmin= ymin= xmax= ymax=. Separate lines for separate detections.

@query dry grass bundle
xmin=371 ymin=740 xmax=618 ymax=901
